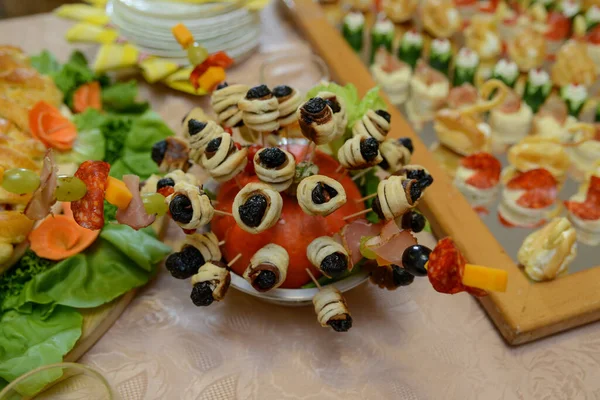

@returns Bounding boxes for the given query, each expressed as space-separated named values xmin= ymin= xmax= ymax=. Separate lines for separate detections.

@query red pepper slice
xmin=189 ymin=52 xmax=234 ymax=90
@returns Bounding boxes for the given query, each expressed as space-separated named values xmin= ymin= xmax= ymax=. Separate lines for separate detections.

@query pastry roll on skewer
xmin=190 ymin=261 xmax=231 ymax=306
xmin=186 ymin=120 xmax=223 ymax=164
xmin=297 ymin=97 xmax=337 ymax=145
xmin=372 ymin=176 xmax=427 ymax=221
xmin=338 ymin=135 xmax=383 ymax=170
xmin=313 ymin=285 xmax=353 ymax=332
xmin=396 ymin=164 xmax=434 ymax=186
xmin=352 ymin=109 xmax=391 ymax=142
xmin=200 ymin=132 xmax=248 ymax=182
xmin=243 ymin=243 xmax=289 ymax=292
xmin=238 ymin=85 xmax=280 ymax=133
xmin=166 ymin=181 xmax=215 ymax=230
xmin=297 ymin=175 xmax=347 ymax=216
xmin=274 ymin=85 xmax=302 ymax=128
xmin=211 ymin=82 xmax=249 ymax=128
xmin=307 ymin=236 xmax=350 ymax=278
xmin=151 ymin=137 xmax=190 ymax=173
xmin=254 ymin=147 xmax=296 ymax=191
xmin=379 ymin=138 xmax=413 ymax=173
xmin=316 ymin=91 xmax=348 ymax=139
xmin=233 ymin=182 xmax=283 ymax=234
xmin=165 ymin=232 xmax=222 ymax=279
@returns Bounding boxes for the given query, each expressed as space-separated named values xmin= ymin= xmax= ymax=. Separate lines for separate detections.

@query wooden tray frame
xmin=284 ymin=0 xmax=600 ymax=345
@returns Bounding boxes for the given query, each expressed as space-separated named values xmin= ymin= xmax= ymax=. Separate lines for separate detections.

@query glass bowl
xmin=259 ymin=50 xmax=330 ymax=94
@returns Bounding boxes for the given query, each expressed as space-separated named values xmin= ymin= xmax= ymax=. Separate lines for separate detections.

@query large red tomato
xmin=212 ymin=144 xmax=365 ymax=288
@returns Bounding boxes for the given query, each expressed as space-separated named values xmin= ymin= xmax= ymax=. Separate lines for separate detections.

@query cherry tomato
xmin=546 ymin=12 xmax=571 ymax=41
xmin=244 ymin=144 xmax=262 ymax=175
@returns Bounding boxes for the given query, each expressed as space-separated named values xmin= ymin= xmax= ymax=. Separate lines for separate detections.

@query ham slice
xmin=537 ymin=96 xmax=567 ymax=125
xmin=447 ymin=84 xmax=478 ymax=109
xmin=24 ymin=149 xmax=57 ymax=220
xmin=365 ymin=220 xmax=417 ymax=266
xmin=340 ymin=219 xmax=382 ymax=267
xmin=498 ymin=89 xmax=522 ymax=113
xmin=116 ymin=174 xmax=156 ymax=230
xmin=415 ymin=60 xmax=448 ymax=86
xmin=375 ymin=47 xmax=409 ymax=73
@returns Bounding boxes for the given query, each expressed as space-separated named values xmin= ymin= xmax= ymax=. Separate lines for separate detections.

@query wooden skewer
xmin=302 ymin=141 xmax=316 ymax=162
xmin=343 ymin=208 xmax=372 ymax=221
xmin=305 ymin=268 xmax=322 ymax=290
xmin=352 ymin=168 xmax=373 ymax=181
xmin=334 ymin=165 xmax=343 ymax=174
xmin=355 ymin=193 xmax=377 ymax=203
xmin=214 ymin=210 xmax=234 ymax=217
xmin=234 ymin=175 xmax=244 ymax=190
xmin=218 ymin=240 xmax=226 ymax=246
xmin=227 ymin=253 xmax=242 ymax=267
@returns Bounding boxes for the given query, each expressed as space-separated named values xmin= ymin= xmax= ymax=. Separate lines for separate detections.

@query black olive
xmin=206 ymin=137 xmax=222 ymax=154
xmin=165 ymin=246 xmax=204 ymax=279
xmin=272 ymin=85 xmax=293 ymax=98
xmin=375 ymin=109 xmax=391 ymax=123
xmin=190 ymin=282 xmax=214 ymax=306
xmin=169 ymin=194 xmax=193 ymax=224
xmin=398 ymin=137 xmax=414 ymax=154
xmin=379 ymin=157 xmax=390 ymax=171
xmin=405 ymin=180 xmax=423 ymax=203
xmin=401 ymin=211 xmax=426 ymax=233
xmin=371 ymin=197 xmax=385 ymax=220
xmin=420 ymin=175 xmax=434 ymax=188
xmin=401 ymin=245 xmax=431 ymax=277
xmin=325 ymin=98 xmax=341 ymax=113
xmin=216 ymin=81 xmax=229 ymax=90
xmin=259 ymin=147 xmax=287 ymax=168
xmin=234 ymin=119 xmax=245 ymax=127
xmin=156 ymin=177 xmax=175 ymax=191
xmin=254 ymin=270 xmax=277 ymax=290
xmin=311 ymin=182 xmax=338 ymax=204
xmin=391 ymin=265 xmax=415 ymax=287
xmin=303 ymin=97 xmax=327 ymax=114
xmin=151 ymin=140 xmax=167 ymax=165
xmin=404 ymin=168 xmax=430 ymax=183
xmin=239 ymin=194 xmax=268 ymax=227
xmin=359 ymin=137 xmax=379 ymax=162
xmin=321 ymin=252 xmax=348 ymax=278
xmin=188 ymin=119 xmax=207 ymax=136
xmin=328 ymin=315 xmax=353 ymax=332
xmin=246 ymin=84 xmax=271 ymax=99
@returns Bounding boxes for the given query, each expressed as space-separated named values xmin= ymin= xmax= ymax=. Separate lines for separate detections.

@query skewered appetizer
xmin=190 ymin=261 xmax=231 ymax=306
xmin=565 ymin=174 xmax=600 ymax=245
xmin=297 ymin=175 xmax=347 ymax=216
xmin=238 ymin=85 xmax=280 ymax=134
xmin=505 ymin=137 xmax=571 ymax=184
xmin=489 ymin=89 xmax=533 ymax=145
xmin=551 ymin=40 xmax=597 ymax=87
xmin=352 ymin=109 xmax=391 ymax=142
xmin=312 ymin=284 xmax=352 ymax=332
xmin=151 ymin=137 xmax=190 ymax=173
xmin=297 ymin=97 xmax=337 ymax=145
xmin=507 ymin=27 xmax=546 ymax=72
xmin=382 ymin=0 xmax=418 ymax=23
xmin=185 ymin=119 xmax=223 ymax=164
xmin=200 ymin=132 xmax=248 ymax=182
xmin=182 ymin=107 xmax=211 ymax=134
xmin=518 ymin=217 xmax=578 ymax=281
xmin=397 ymin=30 xmax=424 ymax=70
xmin=406 ymin=60 xmax=450 ymax=125
xmin=370 ymin=17 xmax=394 ymax=64
xmin=465 ymin=14 xmax=502 ymax=62
xmin=490 ymin=59 xmax=520 ymax=89
xmin=342 ymin=12 xmax=365 ymax=52
xmin=453 ymin=47 xmax=479 ymax=87
xmin=338 ymin=135 xmax=383 ymax=170
xmin=316 ymin=91 xmax=347 ymax=139
xmin=429 ymin=39 xmax=453 ymax=77
xmin=307 ymin=236 xmax=350 ymax=278
xmin=454 ymin=152 xmax=502 ymax=208
xmin=498 ymin=168 xmax=559 ymax=228
xmin=559 ymin=83 xmax=588 ymax=118
xmin=166 ymin=232 xmax=222 ymax=279
xmin=232 ymin=182 xmax=283 ymax=234
xmin=166 ymin=181 xmax=214 ymax=231
xmin=274 ymin=85 xmax=302 ymax=131
xmin=371 ymin=175 xmax=429 ymax=221
xmin=210 ymin=82 xmax=248 ymax=128
xmin=379 ymin=137 xmax=413 ymax=173
xmin=370 ymin=48 xmax=412 ymax=106
xmin=523 ymin=69 xmax=552 ymax=114
xmin=243 ymin=243 xmax=289 ymax=291
xmin=253 ymin=147 xmax=296 ymax=191
xmin=422 ymin=0 xmax=462 ymax=39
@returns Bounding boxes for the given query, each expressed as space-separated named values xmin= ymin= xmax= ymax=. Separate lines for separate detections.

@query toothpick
xmin=336 ymin=169 xmax=348 ymax=181
xmin=234 ymin=175 xmax=243 ymax=190
xmin=343 ymin=208 xmax=372 ymax=221
xmin=302 ymin=141 xmax=316 ymax=162
xmin=352 ymin=168 xmax=373 ymax=181
xmin=227 ymin=253 xmax=242 ymax=267
xmin=305 ymin=268 xmax=322 ymax=290
xmin=334 ymin=165 xmax=343 ymax=174
xmin=355 ymin=193 xmax=377 ymax=203
xmin=218 ymin=240 xmax=226 ymax=246
xmin=214 ymin=210 xmax=234 ymax=217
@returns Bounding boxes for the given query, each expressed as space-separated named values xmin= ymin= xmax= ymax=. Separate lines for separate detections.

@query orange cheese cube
xmin=197 ymin=66 xmax=226 ymax=92
xmin=105 ymin=176 xmax=133 ymax=210
xmin=462 ymin=264 xmax=508 ymax=293
xmin=172 ymin=23 xmax=194 ymax=49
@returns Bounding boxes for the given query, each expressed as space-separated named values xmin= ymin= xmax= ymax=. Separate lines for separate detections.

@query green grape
xmin=187 ymin=43 xmax=208 ymax=66
xmin=55 ymin=176 xmax=87 ymax=202
xmin=1 ymin=168 xmax=40 ymax=194
xmin=359 ymin=236 xmax=377 ymax=260
xmin=142 ymin=193 xmax=168 ymax=216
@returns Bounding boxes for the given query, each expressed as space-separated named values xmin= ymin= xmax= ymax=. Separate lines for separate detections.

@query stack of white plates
xmin=107 ymin=0 xmax=261 ymax=63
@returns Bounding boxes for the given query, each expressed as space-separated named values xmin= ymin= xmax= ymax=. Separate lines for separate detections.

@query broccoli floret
xmin=0 ymin=250 xmax=55 ymax=308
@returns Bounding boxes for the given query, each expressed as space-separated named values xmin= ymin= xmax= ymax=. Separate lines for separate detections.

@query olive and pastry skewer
xmin=200 ymin=132 xmax=248 ymax=183
xmin=316 ymin=91 xmax=347 ymax=139
xmin=306 ymin=269 xmax=353 ymax=333
xmin=307 ymin=236 xmax=351 ymax=278
xmin=253 ymin=147 xmax=296 ymax=192
xmin=274 ymin=85 xmax=302 ymax=128
xmin=243 ymin=243 xmax=289 ymax=292
xmin=238 ymin=84 xmax=280 ymax=134
xmin=297 ymin=175 xmax=347 ymax=217
xmin=337 ymin=134 xmax=383 ymax=171
xmin=232 ymin=182 xmax=283 ymax=234
xmin=185 ymin=119 xmax=223 ymax=164
xmin=211 ymin=82 xmax=249 ymax=128
xmin=189 ymin=253 xmax=241 ymax=307
xmin=166 ymin=231 xmax=222 ymax=279
xmin=352 ymin=109 xmax=391 ymax=142
xmin=297 ymin=97 xmax=337 ymax=147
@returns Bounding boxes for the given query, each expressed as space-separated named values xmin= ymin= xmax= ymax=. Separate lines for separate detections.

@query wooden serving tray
xmin=284 ymin=0 xmax=600 ymax=345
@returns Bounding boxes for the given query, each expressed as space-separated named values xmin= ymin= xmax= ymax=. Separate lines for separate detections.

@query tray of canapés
xmin=334 ymin=0 xmax=600 ymax=283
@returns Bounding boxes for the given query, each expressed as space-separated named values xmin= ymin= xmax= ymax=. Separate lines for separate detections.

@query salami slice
xmin=71 ymin=161 xmax=110 ymax=230
xmin=462 ymin=152 xmax=501 ymax=189
xmin=565 ymin=176 xmax=600 ymax=220
xmin=506 ymin=168 xmax=557 ymax=209
xmin=427 ymin=237 xmax=486 ymax=297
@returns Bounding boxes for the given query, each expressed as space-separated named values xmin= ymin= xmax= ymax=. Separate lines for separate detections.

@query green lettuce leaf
xmin=15 ymin=225 xmax=170 ymax=310
xmin=56 ymin=128 xmax=106 ymax=164
xmin=348 ymin=86 xmax=387 ymax=129
xmin=72 ymin=108 xmax=107 ymax=132
xmin=356 ymin=168 xmax=381 ymax=224
xmin=29 ymin=50 xmax=61 ymax=75
xmin=102 ymin=80 xmax=149 ymax=114
xmin=0 ymin=305 xmax=82 ymax=396
xmin=125 ymin=117 xmax=173 ymax=152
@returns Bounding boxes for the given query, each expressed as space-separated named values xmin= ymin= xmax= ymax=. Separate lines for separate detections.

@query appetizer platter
xmin=286 ymin=0 xmax=600 ymax=344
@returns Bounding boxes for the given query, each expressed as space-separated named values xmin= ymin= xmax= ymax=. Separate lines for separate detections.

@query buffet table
xmin=3 ymin=3 xmax=600 ymax=399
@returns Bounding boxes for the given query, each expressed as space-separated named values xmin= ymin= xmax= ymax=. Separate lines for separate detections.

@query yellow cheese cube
xmin=462 ymin=264 xmax=508 ymax=293
xmin=105 ymin=177 xmax=133 ymax=210
xmin=172 ymin=23 xmax=194 ymax=49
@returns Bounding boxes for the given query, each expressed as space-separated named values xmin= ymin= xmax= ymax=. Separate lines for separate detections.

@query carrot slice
xmin=29 ymin=213 xmax=100 ymax=261
xmin=29 ymin=101 xmax=77 ymax=150
xmin=73 ymin=82 xmax=102 ymax=114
